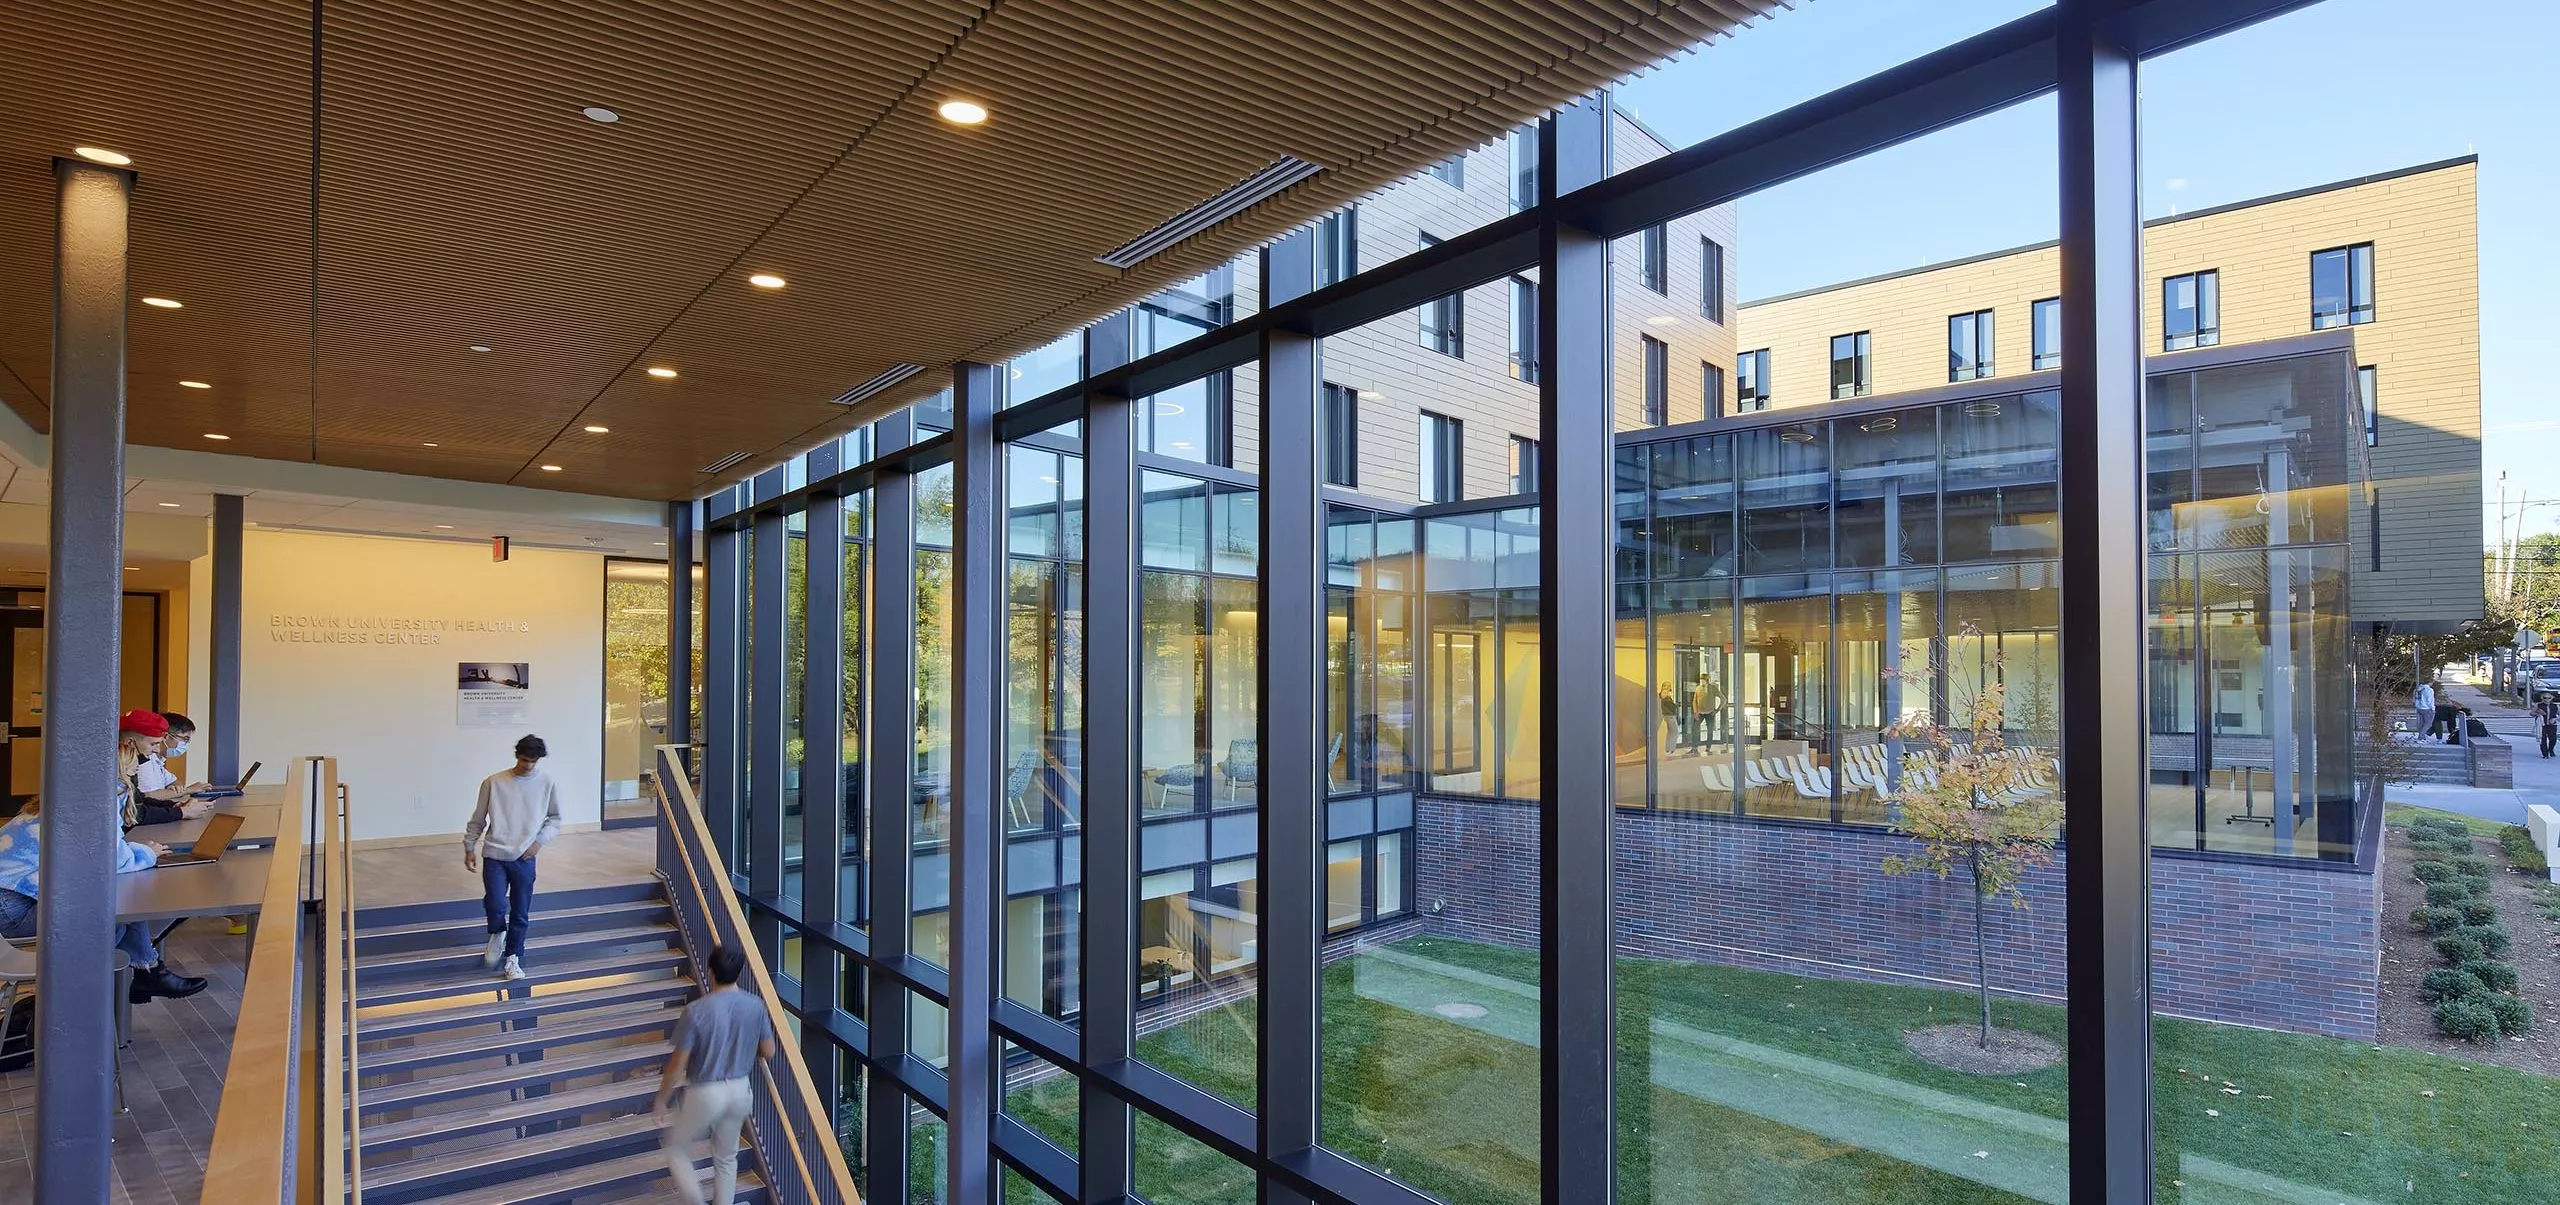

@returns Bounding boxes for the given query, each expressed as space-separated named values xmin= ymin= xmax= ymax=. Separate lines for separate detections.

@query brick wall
xmin=1411 ymin=796 xmax=2380 ymax=1039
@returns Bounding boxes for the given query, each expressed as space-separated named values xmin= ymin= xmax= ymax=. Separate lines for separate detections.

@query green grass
xmin=1000 ymin=936 xmax=2560 ymax=1205
xmin=2386 ymin=800 xmax=2511 ymax=838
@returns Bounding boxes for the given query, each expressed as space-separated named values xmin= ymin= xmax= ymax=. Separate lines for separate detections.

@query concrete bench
xmin=2528 ymin=804 xmax=2560 ymax=885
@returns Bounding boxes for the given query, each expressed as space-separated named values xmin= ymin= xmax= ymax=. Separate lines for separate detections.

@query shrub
xmin=2428 ymin=881 xmax=2478 ymax=906
xmin=2464 ymin=959 xmax=2520 ymax=992
xmin=2450 ymin=855 xmax=2494 ymax=877
xmin=2435 ymin=933 xmax=2486 ymax=964
xmin=2414 ymin=829 xmax=2476 ymax=851
xmin=2411 ymin=816 xmax=2468 ymax=837
xmin=2459 ymin=874 xmax=2494 ymax=898
xmin=2459 ymin=924 xmax=2513 ymax=956
xmin=2462 ymin=900 xmax=2501 ymax=926
xmin=2422 ymin=967 xmax=2486 ymax=1000
xmin=2488 ymin=993 xmax=2536 ymax=1035
xmin=2413 ymin=861 xmax=2455 ymax=883
xmin=2501 ymin=826 xmax=2551 ymax=876
xmin=2436 ymin=997 xmax=2502 ymax=1042
xmin=2417 ymin=906 xmax=2468 ymax=934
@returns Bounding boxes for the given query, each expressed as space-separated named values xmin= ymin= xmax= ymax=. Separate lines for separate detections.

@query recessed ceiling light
xmin=123 ymin=565 xmax=138 ymax=571
xmin=646 ymin=367 xmax=678 ymax=379
xmin=434 ymin=524 xmax=454 ymax=529
xmin=540 ymin=464 xmax=563 ymax=472
xmin=74 ymin=147 xmax=132 ymax=166
xmin=584 ymin=425 xmax=610 ymax=434
xmin=203 ymin=433 xmax=230 ymax=441
xmin=422 ymin=441 xmax=439 ymax=447
xmin=142 ymin=297 xmax=182 ymax=309
xmin=468 ymin=344 xmax=493 ymax=353
xmin=937 ymin=100 xmax=989 ymax=125
xmin=581 ymin=106 xmax=620 ymax=123
xmin=156 ymin=501 xmax=181 ymax=508
xmin=179 ymin=380 xmax=210 ymax=389
xmin=748 ymin=273 xmax=787 ymax=289
xmin=652 ymin=541 xmax=667 ymax=546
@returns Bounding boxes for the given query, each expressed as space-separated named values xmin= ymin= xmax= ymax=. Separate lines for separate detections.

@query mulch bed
xmin=2375 ymin=823 xmax=2560 ymax=1075
xmin=1901 ymin=1023 xmax=2063 ymax=1075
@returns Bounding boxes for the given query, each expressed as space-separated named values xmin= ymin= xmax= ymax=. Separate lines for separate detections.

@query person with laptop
xmin=0 ymin=793 xmax=208 ymax=1002
xmin=652 ymin=944 xmax=774 ymax=1205
xmin=119 ymin=711 xmax=210 ymax=827
xmin=462 ymin=734 xmax=562 ymax=982
xmin=133 ymin=711 xmax=215 ymax=808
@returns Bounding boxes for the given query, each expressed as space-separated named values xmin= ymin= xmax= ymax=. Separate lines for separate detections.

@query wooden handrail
xmin=203 ymin=756 xmax=326 ymax=1203
xmin=655 ymin=745 xmax=865 ymax=1205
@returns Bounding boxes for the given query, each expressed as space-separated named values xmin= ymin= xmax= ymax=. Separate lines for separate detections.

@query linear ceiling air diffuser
xmin=1096 ymin=157 xmax=1325 ymax=269
xmin=834 ymin=363 xmax=927 ymax=407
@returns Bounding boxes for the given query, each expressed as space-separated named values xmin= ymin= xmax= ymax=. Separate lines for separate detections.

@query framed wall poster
xmin=457 ymin=661 xmax=532 ymax=728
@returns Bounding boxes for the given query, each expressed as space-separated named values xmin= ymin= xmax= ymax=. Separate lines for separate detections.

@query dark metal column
xmin=704 ymin=520 xmax=744 ymax=865
xmin=866 ymin=409 xmax=919 ymax=1194
xmin=1079 ymin=311 xmax=1138 ymax=1203
xmin=667 ymin=498 xmax=697 ymax=752
xmin=1537 ymin=97 xmax=1616 ymax=1205
xmin=2057 ymin=4 xmax=2153 ymax=1200
xmin=749 ymin=498 xmax=788 ymax=920
xmin=1256 ymin=230 xmax=1322 ymax=1205
xmin=36 ymin=154 xmax=133 ymax=1203
xmin=209 ymin=492 xmax=244 ymax=785
xmin=801 ymin=444 xmax=847 ymax=1108
xmin=946 ymin=362 xmax=1003 ymax=1204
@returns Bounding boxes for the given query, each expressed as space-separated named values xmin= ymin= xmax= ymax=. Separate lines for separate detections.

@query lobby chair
xmin=1218 ymin=740 xmax=1258 ymax=804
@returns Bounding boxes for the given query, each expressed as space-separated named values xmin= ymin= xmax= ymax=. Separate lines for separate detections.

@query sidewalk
xmin=2395 ymin=670 xmax=2559 ymax=826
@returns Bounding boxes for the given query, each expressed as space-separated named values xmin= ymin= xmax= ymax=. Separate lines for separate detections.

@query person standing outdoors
xmin=2413 ymin=678 xmax=2437 ymax=738
xmin=462 ymin=734 xmax=561 ymax=981
xmin=654 ymin=944 xmax=774 ymax=1205
xmin=2538 ymin=692 xmax=2560 ymax=759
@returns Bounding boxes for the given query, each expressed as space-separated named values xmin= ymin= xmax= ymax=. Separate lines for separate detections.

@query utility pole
xmin=2496 ymin=471 xmax=2509 ymax=600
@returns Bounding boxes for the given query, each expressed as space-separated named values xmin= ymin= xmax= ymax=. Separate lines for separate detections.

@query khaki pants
xmin=665 ymin=1076 xmax=753 ymax=1205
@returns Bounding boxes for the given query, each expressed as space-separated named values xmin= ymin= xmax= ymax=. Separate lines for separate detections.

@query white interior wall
xmin=236 ymin=529 xmax=604 ymax=843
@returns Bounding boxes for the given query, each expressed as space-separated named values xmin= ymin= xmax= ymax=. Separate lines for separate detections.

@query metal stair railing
xmin=652 ymin=743 xmax=864 ymax=1205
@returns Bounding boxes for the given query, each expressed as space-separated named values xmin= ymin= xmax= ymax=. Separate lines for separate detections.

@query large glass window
xmin=1418 ymin=235 xmax=1464 ymax=358
xmin=1509 ymin=123 xmax=1540 ymax=212
xmin=1828 ymin=330 xmax=1872 ymax=399
xmin=1509 ymin=276 xmax=1540 ymax=383
xmin=2310 ymin=241 xmax=2375 ymax=328
xmin=1322 ymin=383 xmax=1359 ymax=487
xmin=1638 ymin=223 xmax=1668 ymax=293
xmin=1641 ymin=335 xmax=1668 ymax=426
xmin=1736 ymin=348 xmax=1770 ymax=411
xmin=603 ymin=558 xmax=702 ymax=820
xmin=2031 ymin=296 xmax=2062 ymax=370
xmin=1947 ymin=308 xmax=1996 ymax=381
xmin=1699 ymin=236 xmax=1726 ymax=323
xmin=2164 ymin=268 xmax=2221 ymax=349
xmin=1700 ymin=361 xmax=1725 ymax=418
xmin=1419 ymin=411 xmax=1463 ymax=504
xmin=1004 ymin=438 xmax=1082 ymax=1021
xmin=1316 ymin=207 xmax=1358 ymax=288
xmin=2359 ymin=364 xmax=2378 ymax=446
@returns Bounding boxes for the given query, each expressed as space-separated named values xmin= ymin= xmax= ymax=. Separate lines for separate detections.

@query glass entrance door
xmin=4 ymin=612 xmax=42 ymax=810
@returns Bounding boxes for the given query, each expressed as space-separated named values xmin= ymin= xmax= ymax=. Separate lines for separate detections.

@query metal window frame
xmin=686 ymin=5 xmax=2330 ymax=1203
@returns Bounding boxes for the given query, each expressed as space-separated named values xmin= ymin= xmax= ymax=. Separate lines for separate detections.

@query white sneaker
xmin=483 ymin=934 xmax=505 ymax=969
xmin=500 ymin=955 xmax=524 ymax=981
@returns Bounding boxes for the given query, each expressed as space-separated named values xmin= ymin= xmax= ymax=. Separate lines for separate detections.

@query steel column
xmin=667 ymin=499 xmax=697 ymax=751
xmin=866 ymin=409 xmax=920 ymax=1193
xmin=749 ymin=499 xmax=789 ymax=918
xmin=801 ymin=446 xmax=848 ymax=1108
xmin=1080 ymin=310 xmax=1139 ymax=1202
xmin=1257 ymin=229 xmax=1323 ymax=1205
xmin=946 ymin=362 xmax=1004 ymax=1204
xmin=2057 ymin=4 xmax=2153 ymax=1201
xmin=1538 ymin=96 xmax=1616 ymax=1205
xmin=705 ymin=522 xmax=744 ymax=865
xmin=209 ymin=492 xmax=244 ymax=784
xmin=36 ymin=154 xmax=132 ymax=1203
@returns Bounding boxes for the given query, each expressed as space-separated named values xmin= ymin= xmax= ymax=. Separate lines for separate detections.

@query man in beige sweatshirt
xmin=463 ymin=734 xmax=564 ymax=981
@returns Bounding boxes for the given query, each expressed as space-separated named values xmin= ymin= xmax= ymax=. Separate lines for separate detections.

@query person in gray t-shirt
xmin=656 ymin=945 xmax=776 ymax=1205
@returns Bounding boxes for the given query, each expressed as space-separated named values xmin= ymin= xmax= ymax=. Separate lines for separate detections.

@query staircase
xmin=348 ymin=882 xmax=770 ymax=1204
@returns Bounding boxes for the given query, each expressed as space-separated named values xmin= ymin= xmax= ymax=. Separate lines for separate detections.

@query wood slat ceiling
xmin=0 ymin=0 xmax=1782 ymax=501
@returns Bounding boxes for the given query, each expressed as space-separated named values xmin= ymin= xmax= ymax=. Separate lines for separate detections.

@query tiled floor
xmin=0 ymin=919 xmax=249 ymax=1205
xmin=0 ymin=830 xmax=659 ymax=1202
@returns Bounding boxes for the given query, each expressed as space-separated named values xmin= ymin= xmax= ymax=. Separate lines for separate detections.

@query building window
xmin=1701 ymin=361 xmax=1726 ymax=418
xmin=1638 ymin=224 xmax=1668 ymax=294
xmin=2312 ymin=242 xmax=2375 ymax=329
xmin=1316 ymin=207 xmax=1357 ymax=288
xmin=2359 ymin=364 xmax=2378 ymax=447
xmin=2031 ymin=297 xmax=2062 ymax=370
xmin=1323 ymin=384 xmax=1358 ymax=487
xmin=1419 ymin=412 xmax=1463 ymax=503
xmin=1736 ymin=349 xmax=1770 ymax=411
xmin=1829 ymin=331 xmax=1872 ymax=399
xmin=1430 ymin=155 xmax=1464 ymax=188
xmin=1642 ymin=335 xmax=1669 ymax=425
xmin=2164 ymin=269 xmax=2220 ymax=350
xmin=1417 ymin=236 xmax=1464 ymax=358
xmin=1509 ymin=124 xmax=1539 ymax=212
xmin=1510 ymin=436 xmax=1541 ymax=495
xmin=1700 ymin=237 xmax=1725 ymax=323
xmin=1509 ymin=276 xmax=1540 ymax=384
xmin=1947 ymin=309 xmax=1996 ymax=381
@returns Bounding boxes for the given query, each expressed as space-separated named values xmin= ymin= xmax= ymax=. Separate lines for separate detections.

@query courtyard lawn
xmin=2385 ymin=799 xmax=2513 ymax=838
xmin=1002 ymin=936 xmax=2560 ymax=1205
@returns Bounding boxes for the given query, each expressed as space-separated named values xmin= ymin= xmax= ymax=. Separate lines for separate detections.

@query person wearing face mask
xmin=119 ymin=711 xmax=209 ymax=827
xmin=134 ymin=712 xmax=214 ymax=807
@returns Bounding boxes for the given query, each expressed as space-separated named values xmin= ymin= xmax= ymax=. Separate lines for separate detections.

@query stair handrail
xmin=653 ymin=743 xmax=865 ymax=1205
xmin=325 ymin=771 xmax=363 ymax=1201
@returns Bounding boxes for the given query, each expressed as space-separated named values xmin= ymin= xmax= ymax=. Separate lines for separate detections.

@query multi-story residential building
xmin=1735 ymin=155 xmax=2484 ymax=635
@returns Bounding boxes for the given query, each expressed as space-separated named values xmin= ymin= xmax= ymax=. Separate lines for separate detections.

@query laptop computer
xmin=194 ymin=761 xmax=262 ymax=800
xmin=154 ymin=811 xmax=245 ymax=868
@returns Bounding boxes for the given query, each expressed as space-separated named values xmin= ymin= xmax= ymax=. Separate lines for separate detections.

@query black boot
xmin=129 ymin=963 xmax=208 ymax=1003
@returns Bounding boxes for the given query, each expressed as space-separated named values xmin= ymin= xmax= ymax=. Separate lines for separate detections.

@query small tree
xmin=1880 ymin=630 xmax=2064 ymax=1049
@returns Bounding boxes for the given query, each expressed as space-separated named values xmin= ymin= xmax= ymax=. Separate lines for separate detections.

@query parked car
xmin=2527 ymin=658 xmax=2560 ymax=703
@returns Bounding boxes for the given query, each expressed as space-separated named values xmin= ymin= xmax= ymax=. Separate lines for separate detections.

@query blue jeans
xmin=482 ymin=856 xmax=536 ymax=960
xmin=0 ymin=888 xmax=157 ymax=967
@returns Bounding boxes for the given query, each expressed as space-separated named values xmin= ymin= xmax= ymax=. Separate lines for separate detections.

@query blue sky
xmin=1618 ymin=0 xmax=2557 ymax=546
